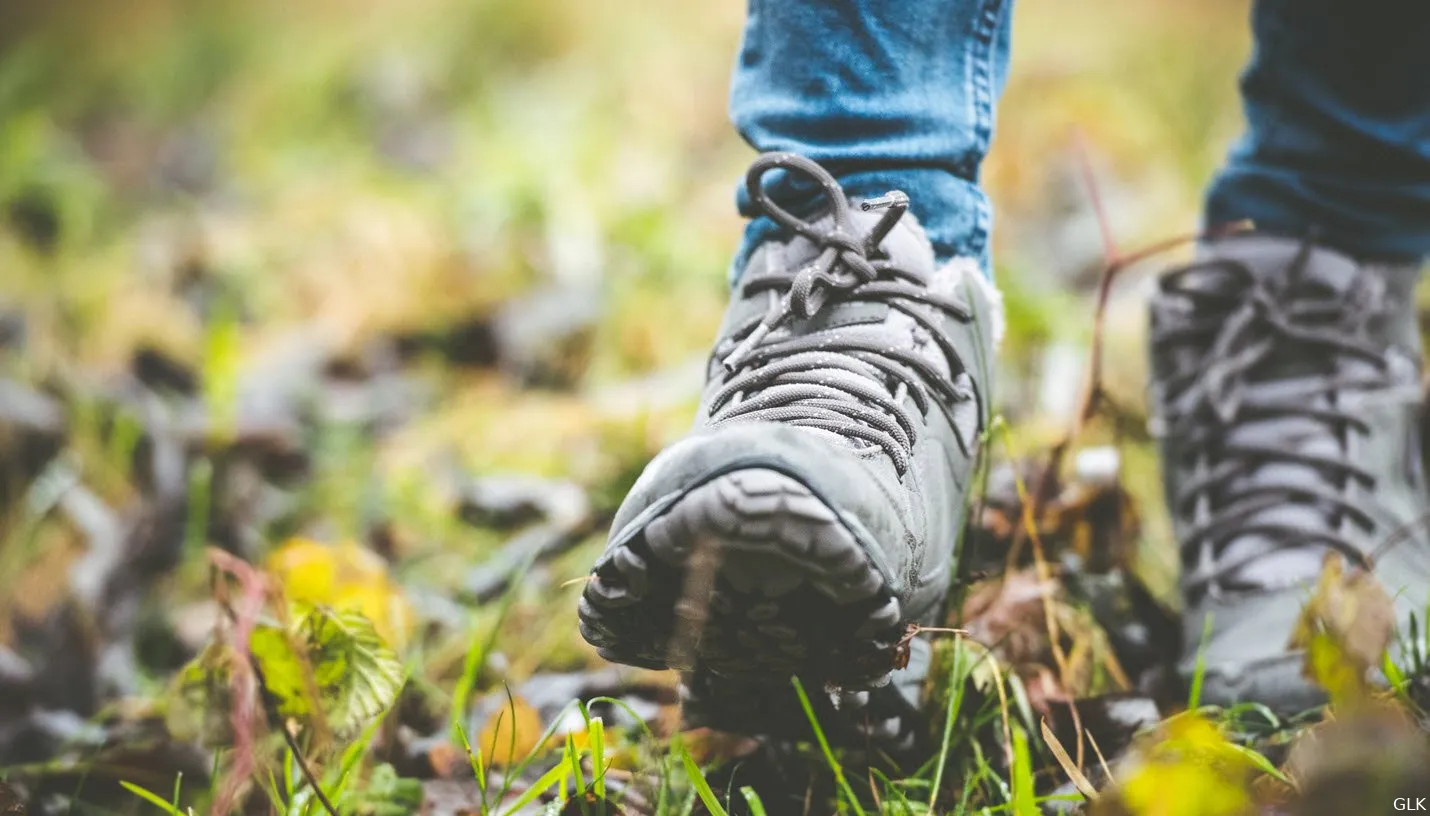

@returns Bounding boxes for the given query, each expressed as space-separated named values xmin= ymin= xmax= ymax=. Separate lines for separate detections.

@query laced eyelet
xmin=707 ymin=154 xmax=983 ymax=472
xmin=1152 ymin=240 xmax=1398 ymax=591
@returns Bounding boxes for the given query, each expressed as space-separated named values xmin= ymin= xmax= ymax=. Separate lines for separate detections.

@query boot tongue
xmin=773 ymin=207 xmax=937 ymax=330
xmin=750 ymin=206 xmax=952 ymax=383
xmin=717 ymin=206 xmax=951 ymax=457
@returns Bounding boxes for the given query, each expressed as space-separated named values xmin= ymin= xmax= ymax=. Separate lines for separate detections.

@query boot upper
xmin=607 ymin=153 xmax=999 ymax=621
xmin=1150 ymin=233 xmax=1430 ymax=707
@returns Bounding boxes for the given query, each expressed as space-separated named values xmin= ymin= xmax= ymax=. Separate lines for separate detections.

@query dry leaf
xmin=476 ymin=694 xmax=543 ymax=767
xmin=678 ymin=727 xmax=761 ymax=765
xmin=1281 ymin=706 xmax=1430 ymax=816
xmin=962 ymin=570 xmax=1062 ymax=666
xmin=425 ymin=741 xmax=467 ymax=780
xmin=1287 ymin=553 xmax=1394 ymax=704
xmin=1042 ymin=717 xmax=1098 ymax=799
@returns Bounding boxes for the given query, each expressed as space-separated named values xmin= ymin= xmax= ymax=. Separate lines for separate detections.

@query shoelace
xmin=709 ymin=153 xmax=978 ymax=475
xmin=1153 ymin=240 xmax=1395 ymax=593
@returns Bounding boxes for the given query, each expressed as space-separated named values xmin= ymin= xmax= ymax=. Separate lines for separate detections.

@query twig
xmin=1073 ymin=131 xmax=1119 ymax=266
xmin=667 ymin=533 xmax=722 ymax=671
xmin=208 ymin=550 xmax=339 ymax=816
xmin=1040 ymin=718 xmax=1097 ymax=800
xmin=996 ymin=142 xmax=1252 ymax=707
xmin=207 ymin=550 xmax=269 ymax=816
xmin=985 ymin=653 xmax=1016 ymax=773
xmin=266 ymin=668 xmax=341 ymax=816
xmin=913 ymin=626 xmax=968 ymax=636
xmin=1004 ymin=137 xmax=1251 ymax=572
xmin=1087 ymin=729 xmax=1113 ymax=783
xmin=999 ymin=432 xmax=1072 ymax=689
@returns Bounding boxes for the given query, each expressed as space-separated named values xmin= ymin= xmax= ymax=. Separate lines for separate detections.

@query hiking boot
xmin=578 ymin=153 xmax=1001 ymax=746
xmin=1149 ymin=233 xmax=1430 ymax=713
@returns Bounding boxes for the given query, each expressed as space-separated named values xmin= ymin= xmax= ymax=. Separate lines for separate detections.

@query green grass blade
xmin=1010 ymin=725 xmax=1036 ymax=816
xmin=566 ymin=733 xmax=589 ymax=816
xmin=120 ymin=781 xmax=187 ymax=816
xmin=1224 ymin=742 xmax=1290 ymax=784
xmin=330 ymin=710 xmax=389 ymax=799
xmin=958 ymin=755 xmax=982 ymax=814
xmin=791 ymin=675 xmax=867 ymax=816
xmin=183 ymin=458 xmax=212 ymax=556
xmin=494 ymin=698 xmax=583 ymax=807
xmin=678 ymin=744 xmax=729 ymax=816
xmin=587 ymin=694 xmax=670 ymax=799
xmin=928 ymin=636 xmax=968 ymax=809
xmin=739 ymin=786 xmax=769 ymax=816
xmin=677 ymin=783 xmax=699 ymax=816
xmin=589 ymin=716 xmax=606 ymax=800
xmin=869 ymin=769 xmax=919 ymax=815
xmin=261 ymin=769 xmax=284 ymax=816
xmin=498 ymin=760 xmax=572 ymax=816
xmin=1188 ymin=612 xmax=1214 ymax=710
xmin=449 ymin=549 xmax=539 ymax=742
xmin=455 ymin=724 xmax=486 ymax=793
xmin=1384 ymin=651 xmax=1410 ymax=699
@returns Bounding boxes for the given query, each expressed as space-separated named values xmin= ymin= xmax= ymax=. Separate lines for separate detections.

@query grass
xmin=791 ymin=676 xmax=867 ymax=816
xmin=1187 ymin=613 xmax=1215 ymax=711
xmin=928 ymin=634 xmax=972 ymax=809
xmin=679 ymin=746 xmax=729 ymax=816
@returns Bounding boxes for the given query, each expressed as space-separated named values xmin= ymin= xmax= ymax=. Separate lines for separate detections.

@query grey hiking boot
xmin=578 ymin=153 xmax=1001 ymax=746
xmin=1149 ymin=233 xmax=1430 ymax=713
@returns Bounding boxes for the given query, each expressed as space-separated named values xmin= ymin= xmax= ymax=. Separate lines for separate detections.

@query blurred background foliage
xmin=0 ymin=0 xmax=1250 ymax=608
xmin=0 ymin=0 xmax=1246 ymax=374
xmin=0 ymin=0 xmax=1250 ymax=489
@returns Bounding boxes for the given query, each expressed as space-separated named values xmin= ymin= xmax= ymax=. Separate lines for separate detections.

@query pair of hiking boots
xmin=578 ymin=153 xmax=1430 ymax=748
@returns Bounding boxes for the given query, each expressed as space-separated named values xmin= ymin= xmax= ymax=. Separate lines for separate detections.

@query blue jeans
xmin=730 ymin=0 xmax=1430 ymax=275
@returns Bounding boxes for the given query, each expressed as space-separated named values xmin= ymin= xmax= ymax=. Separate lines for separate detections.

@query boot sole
xmin=579 ymin=468 xmax=927 ymax=748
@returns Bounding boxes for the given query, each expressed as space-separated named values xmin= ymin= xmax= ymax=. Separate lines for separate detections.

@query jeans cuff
xmin=731 ymin=168 xmax=994 ymax=283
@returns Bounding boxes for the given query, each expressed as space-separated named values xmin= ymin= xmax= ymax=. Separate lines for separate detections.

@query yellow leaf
xmin=1096 ymin=716 xmax=1258 ymax=816
xmin=1118 ymin=762 xmax=1253 ymax=816
xmin=266 ymin=538 xmax=415 ymax=647
xmin=477 ymin=694 xmax=544 ymax=767
xmin=1304 ymin=632 xmax=1367 ymax=707
xmin=1287 ymin=553 xmax=1392 ymax=706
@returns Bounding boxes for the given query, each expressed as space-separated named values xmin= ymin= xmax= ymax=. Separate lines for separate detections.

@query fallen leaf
xmin=1287 ymin=553 xmax=1394 ymax=705
xmin=266 ymin=538 xmax=416 ymax=647
xmin=677 ymin=727 xmax=761 ymax=765
xmin=1042 ymin=717 xmax=1098 ymax=799
xmin=1095 ymin=715 xmax=1261 ymax=816
xmin=248 ymin=607 xmax=406 ymax=736
xmin=166 ymin=641 xmax=241 ymax=746
xmin=961 ymin=570 xmax=1062 ymax=666
xmin=302 ymin=607 xmax=407 ymax=734
xmin=1281 ymin=706 xmax=1430 ymax=816
xmin=0 ymin=778 xmax=28 ymax=814
xmin=477 ymin=693 xmax=543 ymax=768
